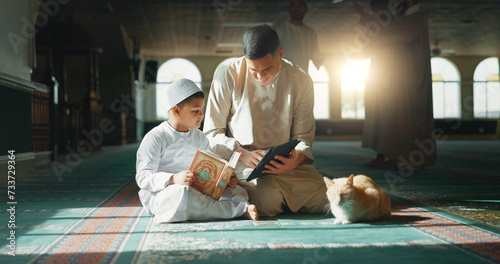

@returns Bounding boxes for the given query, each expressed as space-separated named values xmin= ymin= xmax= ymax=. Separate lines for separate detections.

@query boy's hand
xmin=228 ymin=174 xmax=238 ymax=188
xmin=171 ymin=170 xmax=194 ymax=186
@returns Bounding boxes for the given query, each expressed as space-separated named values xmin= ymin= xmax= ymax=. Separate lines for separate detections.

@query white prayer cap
xmin=165 ymin=78 xmax=202 ymax=112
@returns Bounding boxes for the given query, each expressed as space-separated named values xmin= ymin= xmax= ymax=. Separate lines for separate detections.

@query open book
xmin=189 ymin=150 xmax=241 ymax=200
xmin=246 ymin=139 xmax=300 ymax=182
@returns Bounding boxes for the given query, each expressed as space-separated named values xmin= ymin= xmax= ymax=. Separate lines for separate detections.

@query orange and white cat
xmin=323 ymin=175 xmax=391 ymax=224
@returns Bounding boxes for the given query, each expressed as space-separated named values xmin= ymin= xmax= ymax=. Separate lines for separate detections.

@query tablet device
xmin=246 ymin=139 xmax=300 ymax=182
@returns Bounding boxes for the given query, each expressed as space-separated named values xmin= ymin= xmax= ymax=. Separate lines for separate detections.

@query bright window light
xmin=341 ymin=59 xmax=370 ymax=119
xmin=473 ymin=57 xmax=500 ymax=118
xmin=308 ymin=60 xmax=330 ymax=119
xmin=156 ymin=58 xmax=202 ymax=120
xmin=431 ymin=57 xmax=461 ymax=119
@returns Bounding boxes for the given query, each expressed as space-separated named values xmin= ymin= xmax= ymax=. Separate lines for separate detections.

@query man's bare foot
xmin=376 ymin=159 xmax=397 ymax=168
xmin=362 ymin=154 xmax=385 ymax=167
xmin=243 ymin=204 xmax=259 ymax=220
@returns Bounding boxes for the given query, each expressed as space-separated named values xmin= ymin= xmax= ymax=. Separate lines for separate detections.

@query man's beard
xmin=291 ymin=11 xmax=305 ymax=21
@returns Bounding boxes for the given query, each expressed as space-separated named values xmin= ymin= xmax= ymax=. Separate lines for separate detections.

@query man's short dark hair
xmin=242 ymin=24 xmax=280 ymax=60
xmin=289 ymin=0 xmax=307 ymax=9
xmin=177 ymin=91 xmax=204 ymax=108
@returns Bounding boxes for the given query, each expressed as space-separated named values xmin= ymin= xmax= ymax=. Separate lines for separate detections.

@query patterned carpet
xmin=134 ymin=198 xmax=499 ymax=264
xmin=1 ymin=140 xmax=499 ymax=263
xmin=312 ymin=140 xmax=500 ymax=229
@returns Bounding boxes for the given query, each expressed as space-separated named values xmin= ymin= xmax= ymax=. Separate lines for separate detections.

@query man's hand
xmin=353 ymin=1 xmax=367 ymax=16
xmin=228 ymin=174 xmax=238 ymax=188
xmin=261 ymin=149 xmax=305 ymax=175
xmin=353 ymin=1 xmax=372 ymax=24
xmin=236 ymin=147 xmax=264 ymax=168
xmin=171 ymin=170 xmax=194 ymax=186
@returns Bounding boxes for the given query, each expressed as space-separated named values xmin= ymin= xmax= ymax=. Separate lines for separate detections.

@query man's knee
xmin=247 ymin=179 xmax=285 ymax=216
xmin=252 ymin=191 xmax=285 ymax=217
xmin=299 ymin=193 xmax=329 ymax=215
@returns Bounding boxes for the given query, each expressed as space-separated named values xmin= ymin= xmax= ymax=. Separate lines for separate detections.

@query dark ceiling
xmin=54 ymin=0 xmax=500 ymax=58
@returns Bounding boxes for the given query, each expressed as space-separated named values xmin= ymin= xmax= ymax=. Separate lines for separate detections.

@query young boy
xmin=135 ymin=78 xmax=258 ymax=223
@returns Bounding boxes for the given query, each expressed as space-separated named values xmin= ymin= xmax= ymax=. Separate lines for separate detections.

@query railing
xmin=126 ymin=111 xmax=137 ymax=143
xmin=32 ymin=88 xmax=51 ymax=153
xmin=67 ymin=103 xmax=85 ymax=151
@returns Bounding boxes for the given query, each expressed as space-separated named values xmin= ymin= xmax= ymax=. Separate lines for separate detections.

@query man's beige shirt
xmin=203 ymin=56 xmax=316 ymax=179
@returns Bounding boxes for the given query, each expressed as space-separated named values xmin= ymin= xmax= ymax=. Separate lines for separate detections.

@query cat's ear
xmin=346 ymin=175 xmax=354 ymax=187
xmin=323 ymin=177 xmax=334 ymax=187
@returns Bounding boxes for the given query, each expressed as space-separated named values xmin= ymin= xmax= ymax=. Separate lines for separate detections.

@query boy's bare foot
xmin=243 ymin=204 xmax=259 ymax=220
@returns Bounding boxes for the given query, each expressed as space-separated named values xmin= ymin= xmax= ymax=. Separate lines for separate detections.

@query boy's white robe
xmin=136 ymin=121 xmax=248 ymax=223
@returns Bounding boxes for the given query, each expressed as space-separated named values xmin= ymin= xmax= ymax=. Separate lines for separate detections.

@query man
xmin=203 ymin=24 xmax=328 ymax=217
xmin=274 ymin=0 xmax=323 ymax=72
xmin=355 ymin=0 xmax=400 ymax=168
xmin=362 ymin=0 xmax=436 ymax=170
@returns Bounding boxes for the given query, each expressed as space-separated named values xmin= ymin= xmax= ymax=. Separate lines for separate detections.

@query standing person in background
xmin=275 ymin=0 xmax=323 ymax=72
xmin=359 ymin=0 xmax=436 ymax=171
xmin=355 ymin=0 xmax=399 ymax=168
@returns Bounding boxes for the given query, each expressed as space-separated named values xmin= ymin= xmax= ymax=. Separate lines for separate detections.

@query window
xmin=431 ymin=57 xmax=461 ymax=118
xmin=473 ymin=57 xmax=500 ymax=118
xmin=341 ymin=59 xmax=371 ymax=119
xmin=308 ymin=60 xmax=330 ymax=119
xmin=156 ymin=58 xmax=202 ymax=119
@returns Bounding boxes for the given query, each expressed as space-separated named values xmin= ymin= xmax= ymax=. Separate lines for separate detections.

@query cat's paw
xmin=334 ymin=218 xmax=352 ymax=225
